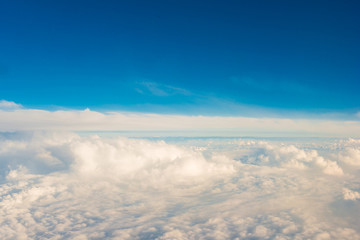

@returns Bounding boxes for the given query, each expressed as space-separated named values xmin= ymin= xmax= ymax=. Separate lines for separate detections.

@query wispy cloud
xmin=135 ymin=81 xmax=191 ymax=97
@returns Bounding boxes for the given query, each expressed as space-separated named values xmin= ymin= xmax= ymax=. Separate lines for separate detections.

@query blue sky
xmin=1 ymin=0 xmax=359 ymax=116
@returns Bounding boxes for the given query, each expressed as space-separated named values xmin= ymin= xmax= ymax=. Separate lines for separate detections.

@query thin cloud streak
xmin=135 ymin=81 xmax=191 ymax=97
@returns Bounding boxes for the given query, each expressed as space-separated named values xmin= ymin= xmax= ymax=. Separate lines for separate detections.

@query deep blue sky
xmin=0 ymin=0 xmax=359 ymax=115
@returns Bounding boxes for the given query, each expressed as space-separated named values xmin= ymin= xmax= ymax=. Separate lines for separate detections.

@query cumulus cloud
xmin=241 ymin=141 xmax=344 ymax=175
xmin=343 ymin=188 xmax=360 ymax=201
xmin=0 ymin=133 xmax=360 ymax=239
xmin=337 ymin=139 xmax=360 ymax=167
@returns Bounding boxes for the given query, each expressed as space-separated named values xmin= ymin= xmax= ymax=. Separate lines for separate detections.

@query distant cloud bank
xmin=0 ymin=100 xmax=22 ymax=110
xmin=0 ymin=100 xmax=360 ymax=137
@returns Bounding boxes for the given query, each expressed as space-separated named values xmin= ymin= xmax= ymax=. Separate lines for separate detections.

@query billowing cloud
xmin=0 ymin=132 xmax=360 ymax=239
xmin=343 ymin=188 xmax=360 ymax=201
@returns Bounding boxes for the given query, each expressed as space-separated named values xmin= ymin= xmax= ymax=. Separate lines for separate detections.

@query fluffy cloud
xmin=343 ymin=188 xmax=360 ymax=201
xmin=337 ymin=139 xmax=360 ymax=167
xmin=0 ymin=133 xmax=360 ymax=239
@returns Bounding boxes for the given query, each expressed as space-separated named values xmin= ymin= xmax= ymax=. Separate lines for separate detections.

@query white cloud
xmin=0 ymin=133 xmax=360 ymax=239
xmin=0 ymin=100 xmax=22 ymax=110
xmin=0 ymin=105 xmax=360 ymax=137
xmin=339 ymin=148 xmax=360 ymax=166
xmin=335 ymin=139 xmax=360 ymax=168
xmin=343 ymin=188 xmax=360 ymax=201
xmin=248 ymin=142 xmax=344 ymax=175
xmin=136 ymin=81 xmax=191 ymax=97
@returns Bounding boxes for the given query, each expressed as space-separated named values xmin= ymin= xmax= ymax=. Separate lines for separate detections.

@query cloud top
xmin=0 ymin=133 xmax=360 ymax=239
xmin=343 ymin=188 xmax=360 ymax=201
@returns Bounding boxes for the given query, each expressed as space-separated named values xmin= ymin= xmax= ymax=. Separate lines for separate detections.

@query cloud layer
xmin=1 ymin=103 xmax=360 ymax=137
xmin=1 ymin=132 xmax=360 ymax=239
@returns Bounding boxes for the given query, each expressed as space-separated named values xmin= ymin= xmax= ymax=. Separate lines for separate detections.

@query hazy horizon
xmin=1 ymin=0 xmax=360 ymax=239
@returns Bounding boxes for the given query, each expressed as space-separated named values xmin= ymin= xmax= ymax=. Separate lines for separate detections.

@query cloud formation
xmin=135 ymin=81 xmax=191 ymax=97
xmin=1 ymin=132 xmax=360 ymax=239
xmin=343 ymin=188 xmax=360 ymax=201
xmin=0 ymin=101 xmax=360 ymax=137
xmin=0 ymin=100 xmax=22 ymax=110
